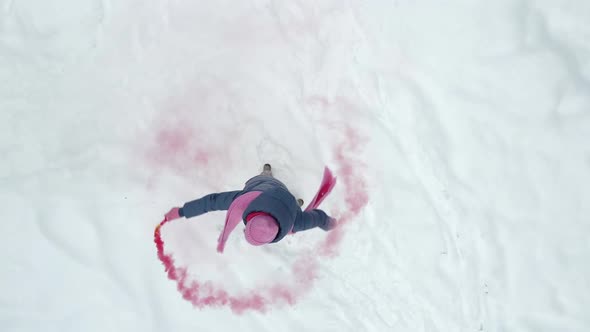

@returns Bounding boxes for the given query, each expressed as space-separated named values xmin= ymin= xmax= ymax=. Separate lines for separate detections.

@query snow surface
xmin=2 ymin=0 xmax=590 ymax=331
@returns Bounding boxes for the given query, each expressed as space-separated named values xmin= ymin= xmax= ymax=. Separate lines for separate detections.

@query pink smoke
xmin=155 ymin=219 xmax=310 ymax=313
xmin=152 ymin=121 xmax=368 ymax=313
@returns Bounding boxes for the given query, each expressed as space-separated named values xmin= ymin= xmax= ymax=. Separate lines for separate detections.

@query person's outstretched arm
xmin=179 ymin=191 xmax=243 ymax=218
xmin=293 ymin=209 xmax=336 ymax=232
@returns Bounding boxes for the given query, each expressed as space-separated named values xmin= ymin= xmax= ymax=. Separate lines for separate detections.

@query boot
xmin=261 ymin=163 xmax=273 ymax=176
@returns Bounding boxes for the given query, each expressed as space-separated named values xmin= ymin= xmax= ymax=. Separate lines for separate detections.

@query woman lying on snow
xmin=164 ymin=164 xmax=338 ymax=252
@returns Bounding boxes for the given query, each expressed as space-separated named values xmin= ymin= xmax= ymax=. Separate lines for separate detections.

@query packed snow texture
xmin=2 ymin=1 xmax=590 ymax=331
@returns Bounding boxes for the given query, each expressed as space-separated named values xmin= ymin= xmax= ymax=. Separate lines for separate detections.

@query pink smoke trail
xmin=317 ymin=125 xmax=369 ymax=257
xmin=153 ymin=125 xmax=368 ymax=313
xmin=154 ymin=218 xmax=302 ymax=313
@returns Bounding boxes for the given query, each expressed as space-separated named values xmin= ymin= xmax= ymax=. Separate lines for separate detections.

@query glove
xmin=319 ymin=217 xmax=337 ymax=231
xmin=164 ymin=207 xmax=182 ymax=221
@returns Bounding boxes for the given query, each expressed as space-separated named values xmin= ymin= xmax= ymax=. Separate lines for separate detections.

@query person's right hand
xmin=164 ymin=207 xmax=181 ymax=221
xmin=320 ymin=217 xmax=338 ymax=231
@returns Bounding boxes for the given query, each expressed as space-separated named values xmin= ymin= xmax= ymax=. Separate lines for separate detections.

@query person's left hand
xmin=164 ymin=207 xmax=181 ymax=221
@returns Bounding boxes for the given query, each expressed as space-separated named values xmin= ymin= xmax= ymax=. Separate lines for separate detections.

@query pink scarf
xmin=216 ymin=191 xmax=263 ymax=253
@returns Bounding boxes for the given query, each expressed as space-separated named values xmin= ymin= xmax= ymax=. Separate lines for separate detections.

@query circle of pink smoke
xmin=154 ymin=125 xmax=369 ymax=314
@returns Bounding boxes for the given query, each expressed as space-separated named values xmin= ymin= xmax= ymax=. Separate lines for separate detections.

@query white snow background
xmin=1 ymin=0 xmax=589 ymax=331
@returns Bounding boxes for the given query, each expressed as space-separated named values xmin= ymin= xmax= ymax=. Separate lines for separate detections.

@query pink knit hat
xmin=244 ymin=212 xmax=279 ymax=246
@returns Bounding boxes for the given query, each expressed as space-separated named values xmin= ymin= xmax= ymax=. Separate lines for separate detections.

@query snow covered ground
xmin=2 ymin=1 xmax=590 ymax=331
